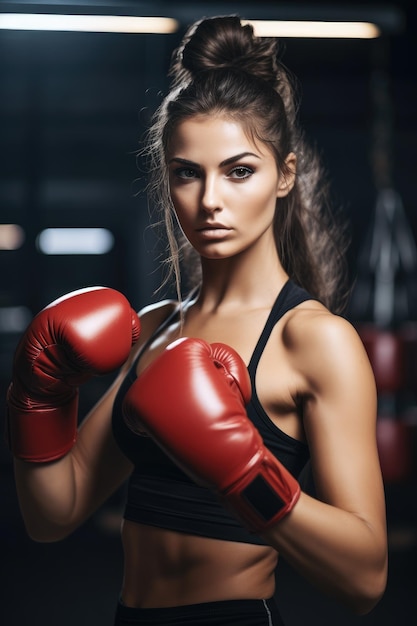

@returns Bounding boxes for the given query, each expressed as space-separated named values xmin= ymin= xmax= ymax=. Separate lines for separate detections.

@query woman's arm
xmin=11 ymin=294 xmax=177 ymax=543
xmin=263 ymin=312 xmax=387 ymax=614
xmin=13 ymin=370 xmax=133 ymax=542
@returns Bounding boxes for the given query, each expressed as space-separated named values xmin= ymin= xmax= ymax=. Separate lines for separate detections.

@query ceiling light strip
xmin=0 ymin=13 xmax=179 ymax=34
xmin=37 ymin=228 xmax=114 ymax=255
xmin=244 ymin=20 xmax=381 ymax=39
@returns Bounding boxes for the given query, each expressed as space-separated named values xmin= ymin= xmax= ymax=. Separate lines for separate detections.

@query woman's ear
xmin=276 ymin=152 xmax=296 ymax=198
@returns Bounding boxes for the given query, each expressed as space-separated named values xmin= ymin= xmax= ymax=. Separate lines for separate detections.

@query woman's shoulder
xmin=138 ymin=298 xmax=179 ymax=337
xmin=284 ymin=299 xmax=359 ymax=343
xmin=282 ymin=300 xmax=371 ymax=382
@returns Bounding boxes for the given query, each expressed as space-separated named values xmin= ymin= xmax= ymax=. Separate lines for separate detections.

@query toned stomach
xmin=120 ymin=519 xmax=279 ymax=608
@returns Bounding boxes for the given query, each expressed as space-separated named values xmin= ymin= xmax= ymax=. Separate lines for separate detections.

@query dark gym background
xmin=1 ymin=1 xmax=416 ymax=624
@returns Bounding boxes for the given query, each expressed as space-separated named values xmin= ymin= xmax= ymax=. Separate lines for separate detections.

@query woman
xmin=7 ymin=15 xmax=387 ymax=626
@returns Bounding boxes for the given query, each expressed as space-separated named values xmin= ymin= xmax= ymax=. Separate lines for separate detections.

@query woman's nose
xmin=200 ymin=176 xmax=222 ymax=213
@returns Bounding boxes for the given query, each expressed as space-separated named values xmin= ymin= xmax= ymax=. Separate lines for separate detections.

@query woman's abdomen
xmin=120 ymin=519 xmax=278 ymax=608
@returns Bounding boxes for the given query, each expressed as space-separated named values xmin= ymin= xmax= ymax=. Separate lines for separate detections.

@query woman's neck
xmin=197 ymin=250 xmax=288 ymax=314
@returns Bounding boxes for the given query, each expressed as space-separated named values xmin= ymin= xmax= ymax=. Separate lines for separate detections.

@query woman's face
xmin=166 ymin=114 xmax=295 ymax=260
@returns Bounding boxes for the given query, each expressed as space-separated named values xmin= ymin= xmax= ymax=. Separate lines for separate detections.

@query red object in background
xmin=358 ymin=325 xmax=406 ymax=393
xmin=358 ymin=324 xmax=417 ymax=394
xmin=357 ymin=325 xmax=417 ymax=484
xmin=377 ymin=416 xmax=414 ymax=484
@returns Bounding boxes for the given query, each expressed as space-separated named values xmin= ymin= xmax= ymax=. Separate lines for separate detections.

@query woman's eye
xmin=229 ymin=166 xmax=254 ymax=179
xmin=174 ymin=167 xmax=199 ymax=179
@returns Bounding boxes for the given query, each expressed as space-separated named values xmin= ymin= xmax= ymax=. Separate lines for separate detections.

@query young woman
xmin=7 ymin=15 xmax=387 ymax=626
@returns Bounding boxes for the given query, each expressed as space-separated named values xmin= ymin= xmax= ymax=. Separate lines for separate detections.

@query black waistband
xmin=114 ymin=597 xmax=285 ymax=625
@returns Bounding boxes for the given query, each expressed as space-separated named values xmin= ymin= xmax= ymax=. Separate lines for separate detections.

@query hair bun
xmin=172 ymin=15 xmax=279 ymax=88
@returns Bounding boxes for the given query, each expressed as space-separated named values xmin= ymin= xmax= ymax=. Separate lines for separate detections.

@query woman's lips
xmin=196 ymin=226 xmax=232 ymax=239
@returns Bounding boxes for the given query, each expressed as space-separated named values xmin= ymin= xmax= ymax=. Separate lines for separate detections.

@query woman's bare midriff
xmin=120 ymin=519 xmax=279 ymax=608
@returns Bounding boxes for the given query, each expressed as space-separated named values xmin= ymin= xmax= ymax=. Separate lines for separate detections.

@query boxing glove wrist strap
xmin=6 ymin=390 xmax=78 ymax=463
xmin=222 ymin=449 xmax=300 ymax=533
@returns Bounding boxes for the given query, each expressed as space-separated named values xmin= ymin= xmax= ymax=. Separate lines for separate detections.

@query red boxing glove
xmin=123 ymin=337 xmax=300 ymax=533
xmin=7 ymin=287 xmax=140 ymax=463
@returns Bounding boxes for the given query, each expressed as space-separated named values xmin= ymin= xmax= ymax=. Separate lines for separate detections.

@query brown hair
xmin=143 ymin=15 xmax=349 ymax=313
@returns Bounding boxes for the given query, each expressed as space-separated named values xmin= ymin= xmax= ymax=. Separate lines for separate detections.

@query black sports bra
xmin=112 ymin=279 xmax=312 ymax=544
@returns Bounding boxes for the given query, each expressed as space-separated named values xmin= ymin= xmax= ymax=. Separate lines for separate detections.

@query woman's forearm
xmin=263 ymin=491 xmax=388 ymax=615
xmin=14 ymin=455 xmax=79 ymax=541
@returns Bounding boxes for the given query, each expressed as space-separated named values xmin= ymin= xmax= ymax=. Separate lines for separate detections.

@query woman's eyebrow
xmin=168 ymin=157 xmax=199 ymax=167
xmin=168 ymin=152 xmax=260 ymax=168
xmin=219 ymin=152 xmax=261 ymax=167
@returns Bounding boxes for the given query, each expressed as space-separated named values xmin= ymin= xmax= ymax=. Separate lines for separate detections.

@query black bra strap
xmin=247 ymin=280 xmax=314 ymax=378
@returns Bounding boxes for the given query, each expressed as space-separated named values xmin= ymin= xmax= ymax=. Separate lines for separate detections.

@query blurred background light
xmin=0 ymin=13 xmax=179 ymax=34
xmin=0 ymin=306 xmax=31 ymax=332
xmin=0 ymin=224 xmax=25 ymax=250
xmin=37 ymin=228 xmax=115 ymax=255
xmin=244 ymin=19 xmax=381 ymax=38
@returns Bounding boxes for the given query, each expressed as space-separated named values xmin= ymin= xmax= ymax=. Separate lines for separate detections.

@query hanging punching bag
xmin=353 ymin=189 xmax=417 ymax=484
xmin=349 ymin=46 xmax=417 ymax=485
